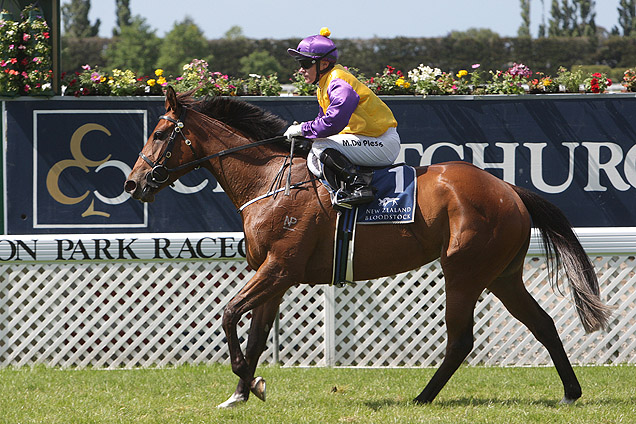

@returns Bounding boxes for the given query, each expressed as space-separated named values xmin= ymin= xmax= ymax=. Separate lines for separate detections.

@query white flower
xmin=408 ymin=64 xmax=442 ymax=82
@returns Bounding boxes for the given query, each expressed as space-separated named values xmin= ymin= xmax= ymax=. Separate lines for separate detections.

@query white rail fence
xmin=0 ymin=231 xmax=635 ymax=368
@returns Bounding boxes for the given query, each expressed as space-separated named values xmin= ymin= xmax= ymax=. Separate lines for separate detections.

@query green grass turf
xmin=0 ymin=364 xmax=634 ymax=423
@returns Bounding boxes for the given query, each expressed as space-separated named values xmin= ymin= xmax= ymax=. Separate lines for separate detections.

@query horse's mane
xmin=176 ymin=91 xmax=288 ymax=141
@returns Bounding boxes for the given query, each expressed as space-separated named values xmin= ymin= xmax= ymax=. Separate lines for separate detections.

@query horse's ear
xmin=165 ymin=86 xmax=181 ymax=115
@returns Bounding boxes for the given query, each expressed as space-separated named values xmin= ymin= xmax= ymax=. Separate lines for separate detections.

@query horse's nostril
xmin=124 ymin=180 xmax=137 ymax=193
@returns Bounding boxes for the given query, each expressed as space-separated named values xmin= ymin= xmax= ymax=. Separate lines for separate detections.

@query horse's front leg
xmin=217 ymin=294 xmax=284 ymax=408
xmin=219 ymin=258 xmax=292 ymax=407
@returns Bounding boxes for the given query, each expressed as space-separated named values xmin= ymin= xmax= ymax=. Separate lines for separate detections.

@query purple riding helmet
xmin=287 ymin=28 xmax=338 ymax=82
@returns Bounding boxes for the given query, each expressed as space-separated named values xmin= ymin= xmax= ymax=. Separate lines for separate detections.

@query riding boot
xmin=320 ymin=148 xmax=376 ymax=206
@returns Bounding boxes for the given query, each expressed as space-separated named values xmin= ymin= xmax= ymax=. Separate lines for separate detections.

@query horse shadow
xmin=362 ymin=396 xmax=636 ymax=410
xmin=362 ymin=397 xmax=558 ymax=410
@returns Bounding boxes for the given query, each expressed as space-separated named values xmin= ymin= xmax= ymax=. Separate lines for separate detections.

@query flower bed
xmin=61 ymin=60 xmax=283 ymax=97
xmin=0 ymin=5 xmax=52 ymax=96
xmin=1 ymin=4 xmax=635 ymax=98
xmin=53 ymin=61 xmax=636 ymax=98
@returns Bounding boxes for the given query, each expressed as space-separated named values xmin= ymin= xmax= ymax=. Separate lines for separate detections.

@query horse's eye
xmin=153 ymin=130 xmax=164 ymax=140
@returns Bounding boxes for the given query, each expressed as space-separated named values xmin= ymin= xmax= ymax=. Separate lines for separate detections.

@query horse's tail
xmin=511 ymin=185 xmax=613 ymax=333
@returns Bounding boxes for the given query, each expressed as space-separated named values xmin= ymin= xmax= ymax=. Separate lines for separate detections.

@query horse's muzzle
xmin=124 ymin=178 xmax=155 ymax=202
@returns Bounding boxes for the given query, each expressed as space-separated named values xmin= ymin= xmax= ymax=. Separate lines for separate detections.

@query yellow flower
xmin=456 ymin=70 xmax=468 ymax=78
xmin=155 ymin=69 xmax=164 ymax=77
xmin=157 ymin=76 xmax=167 ymax=85
xmin=542 ymin=78 xmax=552 ymax=86
xmin=147 ymin=79 xmax=156 ymax=86
xmin=320 ymin=27 xmax=331 ymax=37
xmin=100 ymin=76 xmax=106 ymax=83
xmin=396 ymin=77 xmax=410 ymax=88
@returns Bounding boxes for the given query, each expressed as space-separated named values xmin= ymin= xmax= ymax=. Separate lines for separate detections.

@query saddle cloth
xmin=356 ymin=164 xmax=417 ymax=225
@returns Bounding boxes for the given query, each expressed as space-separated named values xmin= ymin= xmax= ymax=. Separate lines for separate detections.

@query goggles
xmin=298 ymin=58 xmax=317 ymax=70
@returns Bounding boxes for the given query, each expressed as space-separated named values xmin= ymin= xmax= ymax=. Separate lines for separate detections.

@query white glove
xmin=284 ymin=124 xmax=303 ymax=140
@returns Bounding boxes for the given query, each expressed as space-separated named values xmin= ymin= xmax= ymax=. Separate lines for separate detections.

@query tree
xmin=104 ymin=16 xmax=159 ymax=76
xmin=239 ymin=51 xmax=282 ymax=77
xmin=224 ymin=25 xmax=246 ymax=40
xmin=518 ymin=0 xmax=531 ymax=38
xmin=577 ymin=0 xmax=597 ymax=37
xmin=548 ymin=0 xmax=562 ymax=36
xmin=113 ymin=0 xmax=132 ymax=36
xmin=156 ymin=17 xmax=212 ymax=77
xmin=448 ymin=28 xmax=501 ymax=43
xmin=61 ymin=0 xmax=100 ymax=37
xmin=61 ymin=37 xmax=110 ymax=74
xmin=548 ymin=0 xmax=597 ymax=37
xmin=615 ymin=0 xmax=636 ymax=36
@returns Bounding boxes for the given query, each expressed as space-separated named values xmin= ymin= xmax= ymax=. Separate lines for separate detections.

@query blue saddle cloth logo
xmin=357 ymin=165 xmax=417 ymax=224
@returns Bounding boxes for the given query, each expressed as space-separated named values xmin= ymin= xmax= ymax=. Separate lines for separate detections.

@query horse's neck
xmin=200 ymin=129 xmax=290 ymax=209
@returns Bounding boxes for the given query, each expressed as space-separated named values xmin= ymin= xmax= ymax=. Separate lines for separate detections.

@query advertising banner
xmin=3 ymin=95 xmax=636 ymax=234
xmin=0 ymin=232 xmax=246 ymax=262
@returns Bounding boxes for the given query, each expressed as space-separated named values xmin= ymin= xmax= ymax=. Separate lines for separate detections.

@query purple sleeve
xmin=301 ymin=78 xmax=360 ymax=138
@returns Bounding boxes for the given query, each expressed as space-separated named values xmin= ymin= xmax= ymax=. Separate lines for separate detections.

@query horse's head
xmin=125 ymin=86 xmax=196 ymax=202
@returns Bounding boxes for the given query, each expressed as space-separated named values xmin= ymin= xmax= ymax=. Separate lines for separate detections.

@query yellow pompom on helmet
xmin=287 ymin=27 xmax=338 ymax=63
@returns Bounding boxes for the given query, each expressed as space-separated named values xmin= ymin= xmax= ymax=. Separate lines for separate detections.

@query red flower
xmin=590 ymin=78 xmax=600 ymax=93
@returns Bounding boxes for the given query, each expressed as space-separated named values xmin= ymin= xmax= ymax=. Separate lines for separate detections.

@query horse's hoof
xmin=559 ymin=396 xmax=578 ymax=405
xmin=413 ymin=396 xmax=432 ymax=405
xmin=250 ymin=376 xmax=266 ymax=401
xmin=217 ymin=392 xmax=247 ymax=409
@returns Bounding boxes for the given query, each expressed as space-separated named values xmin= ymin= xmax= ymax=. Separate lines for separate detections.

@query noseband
xmin=139 ymin=107 xmax=286 ymax=189
xmin=139 ymin=108 xmax=197 ymax=188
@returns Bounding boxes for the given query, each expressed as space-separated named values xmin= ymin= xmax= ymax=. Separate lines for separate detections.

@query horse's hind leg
xmin=217 ymin=295 xmax=284 ymax=408
xmin=414 ymin=286 xmax=482 ymax=404
xmin=489 ymin=271 xmax=582 ymax=403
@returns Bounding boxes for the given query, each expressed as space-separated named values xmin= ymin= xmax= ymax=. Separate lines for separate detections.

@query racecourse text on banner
xmin=0 ymin=233 xmax=247 ymax=263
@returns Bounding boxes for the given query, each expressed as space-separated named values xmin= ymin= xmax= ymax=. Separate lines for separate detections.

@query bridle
xmin=139 ymin=107 xmax=286 ymax=189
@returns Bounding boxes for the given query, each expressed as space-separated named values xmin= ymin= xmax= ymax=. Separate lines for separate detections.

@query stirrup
xmin=334 ymin=186 xmax=375 ymax=207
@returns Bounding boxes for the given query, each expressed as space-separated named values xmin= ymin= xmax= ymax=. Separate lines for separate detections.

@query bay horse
xmin=124 ymin=87 xmax=612 ymax=408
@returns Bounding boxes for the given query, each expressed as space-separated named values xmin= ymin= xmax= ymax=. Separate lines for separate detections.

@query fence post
xmin=323 ymin=285 xmax=336 ymax=366
xmin=273 ymin=308 xmax=280 ymax=364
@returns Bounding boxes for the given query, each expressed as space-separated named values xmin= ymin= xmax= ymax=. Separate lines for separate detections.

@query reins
xmin=139 ymin=106 xmax=288 ymax=188
xmin=140 ymin=106 xmax=316 ymax=210
xmin=169 ymin=134 xmax=288 ymax=173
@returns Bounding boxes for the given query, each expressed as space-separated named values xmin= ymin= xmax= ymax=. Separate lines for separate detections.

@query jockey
xmin=285 ymin=28 xmax=401 ymax=206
